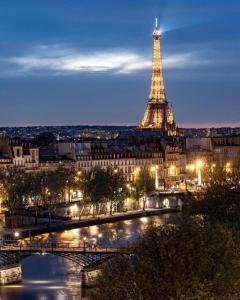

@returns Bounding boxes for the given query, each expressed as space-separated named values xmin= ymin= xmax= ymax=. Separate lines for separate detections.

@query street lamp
xmin=196 ymin=160 xmax=203 ymax=187
xmin=225 ymin=162 xmax=231 ymax=173
xmin=14 ymin=231 xmax=20 ymax=238
xmin=151 ymin=165 xmax=159 ymax=190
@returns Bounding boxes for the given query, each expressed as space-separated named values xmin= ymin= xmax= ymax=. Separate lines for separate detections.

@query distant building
xmin=212 ymin=136 xmax=240 ymax=169
xmin=66 ymin=139 xmax=164 ymax=182
xmin=162 ymin=142 xmax=186 ymax=188
xmin=0 ymin=136 xmax=13 ymax=167
xmin=185 ymin=136 xmax=240 ymax=179
xmin=0 ymin=136 xmax=39 ymax=170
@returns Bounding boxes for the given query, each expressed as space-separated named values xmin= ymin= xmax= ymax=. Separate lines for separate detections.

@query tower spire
xmin=149 ymin=18 xmax=166 ymax=102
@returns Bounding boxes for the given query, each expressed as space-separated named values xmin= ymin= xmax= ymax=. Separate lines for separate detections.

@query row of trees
xmin=1 ymin=166 xmax=155 ymax=221
xmin=92 ymin=167 xmax=240 ymax=299
xmin=1 ymin=167 xmax=79 ymax=222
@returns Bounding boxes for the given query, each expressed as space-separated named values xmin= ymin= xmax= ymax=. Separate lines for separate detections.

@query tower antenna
xmin=155 ymin=17 xmax=158 ymax=29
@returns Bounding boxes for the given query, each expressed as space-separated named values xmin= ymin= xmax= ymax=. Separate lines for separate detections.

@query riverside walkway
xmin=2 ymin=207 xmax=180 ymax=240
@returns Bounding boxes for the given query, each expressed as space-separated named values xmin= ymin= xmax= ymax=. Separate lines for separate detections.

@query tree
xmin=63 ymin=167 xmax=79 ymax=202
xmin=187 ymin=168 xmax=240 ymax=231
xmin=2 ymin=169 xmax=29 ymax=215
xmin=81 ymin=168 xmax=110 ymax=216
xmin=24 ymin=172 xmax=43 ymax=224
xmin=135 ymin=168 xmax=155 ymax=210
xmin=106 ymin=168 xmax=126 ymax=215
xmin=44 ymin=168 xmax=67 ymax=221
xmin=92 ymin=218 xmax=240 ymax=300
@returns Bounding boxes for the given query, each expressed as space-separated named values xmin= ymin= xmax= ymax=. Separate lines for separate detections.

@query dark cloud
xmin=0 ymin=0 xmax=239 ymax=126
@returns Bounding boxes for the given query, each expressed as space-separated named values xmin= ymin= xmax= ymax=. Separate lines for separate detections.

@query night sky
xmin=0 ymin=0 xmax=239 ymax=127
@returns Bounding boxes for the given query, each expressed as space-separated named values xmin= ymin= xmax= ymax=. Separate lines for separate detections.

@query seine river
xmin=0 ymin=213 xmax=175 ymax=300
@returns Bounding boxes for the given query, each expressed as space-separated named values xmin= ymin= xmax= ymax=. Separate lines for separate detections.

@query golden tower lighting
xmin=139 ymin=18 xmax=177 ymax=136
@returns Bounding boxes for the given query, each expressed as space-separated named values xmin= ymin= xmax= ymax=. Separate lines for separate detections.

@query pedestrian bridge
xmin=0 ymin=242 xmax=126 ymax=269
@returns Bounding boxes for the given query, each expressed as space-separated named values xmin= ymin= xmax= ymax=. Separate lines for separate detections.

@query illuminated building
xmin=162 ymin=143 xmax=186 ymax=188
xmin=140 ymin=18 xmax=177 ymax=136
xmin=0 ymin=136 xmax=39 ymax=170
xmin=76 ymin=140 xmax=163 ymax=182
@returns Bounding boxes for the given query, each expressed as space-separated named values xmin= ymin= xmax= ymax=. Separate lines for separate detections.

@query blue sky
xmin=0 ymin=0 xmax=240 ymax=127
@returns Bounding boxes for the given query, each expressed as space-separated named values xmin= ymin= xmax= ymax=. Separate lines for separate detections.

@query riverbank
xmin=2 ymin=208 xmax=180 ymax=240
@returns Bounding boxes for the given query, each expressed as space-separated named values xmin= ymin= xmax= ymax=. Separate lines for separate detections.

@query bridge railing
xmin=0 ymin=241 xmax=126 ymax=253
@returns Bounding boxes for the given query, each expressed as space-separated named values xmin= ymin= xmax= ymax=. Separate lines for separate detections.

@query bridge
xmin=0 ymin=241 xmax=126 ymax=270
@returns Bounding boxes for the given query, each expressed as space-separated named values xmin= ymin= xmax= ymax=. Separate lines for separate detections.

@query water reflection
xmin=0 ymin=214 xmax=175 ymax=300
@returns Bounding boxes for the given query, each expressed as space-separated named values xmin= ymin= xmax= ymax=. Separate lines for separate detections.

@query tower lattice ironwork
xmin=140 ymin=19 xmax=177 ymax=136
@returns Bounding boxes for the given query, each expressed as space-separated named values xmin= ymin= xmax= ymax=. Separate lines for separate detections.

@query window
xmin=16 ymin=149 xmax=21 ymax=157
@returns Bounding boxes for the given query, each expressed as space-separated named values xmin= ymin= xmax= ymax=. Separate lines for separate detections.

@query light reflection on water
xmin=0 ymin=214 xmax=175 ymax=300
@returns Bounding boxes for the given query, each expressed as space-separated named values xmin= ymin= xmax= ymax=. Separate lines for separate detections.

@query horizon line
xmin=0 ymin=122 xmax=240 ymax=129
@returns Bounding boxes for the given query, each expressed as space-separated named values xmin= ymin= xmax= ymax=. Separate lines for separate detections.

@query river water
xmin=0 ymin=213 xmax=175 ymax=300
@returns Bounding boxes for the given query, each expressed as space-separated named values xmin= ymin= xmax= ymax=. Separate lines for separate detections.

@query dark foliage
xmin=92 ymin=218 xmax=240 ymax=300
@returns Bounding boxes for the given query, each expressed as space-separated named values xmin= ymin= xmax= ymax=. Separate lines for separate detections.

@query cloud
xmin=1 ymin=44 xmax=202 ymax=76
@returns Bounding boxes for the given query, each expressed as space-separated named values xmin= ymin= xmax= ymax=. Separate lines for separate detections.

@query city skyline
xmin=0 ymin=0 xmax=239 ymax=127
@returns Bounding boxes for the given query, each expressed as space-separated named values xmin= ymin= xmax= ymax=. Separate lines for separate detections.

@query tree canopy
xmin=92 ymin=218 xmax=240 ymax=300
xmin=134 ymin=167 xmax=155 ymax=210
xmin=187 ymin=167 xmax=240 ymax=231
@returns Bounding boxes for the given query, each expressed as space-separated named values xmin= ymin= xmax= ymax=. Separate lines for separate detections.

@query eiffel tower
xmin=140 ymin=19 xmax=177 ymax=136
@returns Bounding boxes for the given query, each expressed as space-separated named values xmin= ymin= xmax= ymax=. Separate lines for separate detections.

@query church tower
xmin=140 ymin=19 xmax=177 ymax=136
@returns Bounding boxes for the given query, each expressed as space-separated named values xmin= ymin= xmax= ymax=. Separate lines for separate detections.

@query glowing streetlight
xmin=14 ymin=231 xmax=20 ymax=238
xmin=225 ymin=162 xmax=231 ymax=173
xmin=196 ymin=160 xmax=203 ymax=187
xmin=151 ymin=165 xmax=159 ymax=190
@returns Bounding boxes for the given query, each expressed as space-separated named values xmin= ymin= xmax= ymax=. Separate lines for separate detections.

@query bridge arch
xmin=0 ymin=243 xmax=121 ymax=269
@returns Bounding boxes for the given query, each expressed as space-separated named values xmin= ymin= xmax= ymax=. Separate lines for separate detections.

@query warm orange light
xmin=151 ymin=166 xmax=156 ymax=172
xmin=135 ymin=167 xmax=140 ymax=173
xmin=225 ymin=162 xmax=232 ymax=173
xmin=186 ymin=164 xmax=195 ymax=172
xmin=169 ymin=165 xmax=176 ymax=176
xmin=196 ymin=160 xmax=203 ymax=168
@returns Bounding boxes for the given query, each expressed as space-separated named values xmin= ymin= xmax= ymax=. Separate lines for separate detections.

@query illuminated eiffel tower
xmin=140 ymin=19 xmax=177 ymax=136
